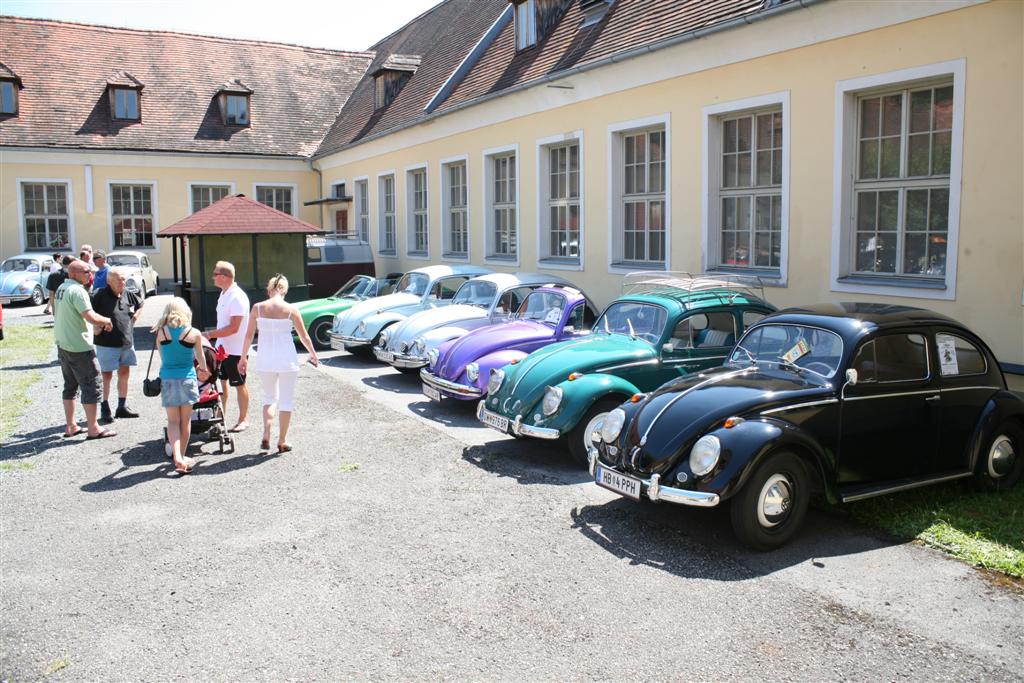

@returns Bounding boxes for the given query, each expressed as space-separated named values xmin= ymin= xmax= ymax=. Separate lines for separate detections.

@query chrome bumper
xmin=475 ymin=401 xmax=561 ymax=440
xmin=0 ymin=294 xmax=30 ymax=304
xmin=375 ymin=347 xmax=428 ymax=369
xmin=587 ymin=450 xmax=720 ymax=508
xmin=331 ymin=332 xmax=371 ymax=349
xmin=420 ymin=369 xmax=482 ymax=398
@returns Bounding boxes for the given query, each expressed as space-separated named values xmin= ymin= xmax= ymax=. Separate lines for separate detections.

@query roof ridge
xmin=0 ymin=14 xmax=376 ymax=58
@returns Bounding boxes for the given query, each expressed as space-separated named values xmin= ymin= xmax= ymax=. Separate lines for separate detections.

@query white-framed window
xmin=378 ymin=172 xmax=396 ymax=256
xmin=406 ymin=166 xmax=429 ymax=258
xmin=255 ymin=184 xmax=295 ymax=216
xmin=441 ymin=158 xmax=469 ymax=259
xmin=609 ymin=116 xmax=669 ymax=271
xmin=20 ymin=181 xmax=71 ymax=250
xmin=483 ymin=146 xmax=518 ymax=263
xmin=831 ymin=60 xmax=964 ymax=301
xmin=190 ymin=184 xmax=232 ymax=213
xmin=703 ymin=92 xmax=789 ymax=281
xmin=515 ymin=0 xmax=537 ymax=51
xmin=110 ymin=183 xmax=156 ymax=249
xmin=354 ymin=178 xmax=369 ymax=243
xmin=537 ymin=132 xmax=583 ymax=269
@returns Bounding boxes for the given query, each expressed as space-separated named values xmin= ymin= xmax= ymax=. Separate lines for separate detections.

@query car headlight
xmin=600 ymin=408 xmax=626 ymax=443
xmin=487 ymin=368 xmax=504 ymax=395
xmin=541 ymin=386 xmax=563 ymax=416
xmin=357 ymin=321 xmax=366 ymax=334
xmin=126 ymin=279 xmax=140 ymax=291
xmin=689 ymin=435 xmax=721 ymax=476
xmin=378 ymin=330 xmax=389 ymax=347
xmin=414 ymin=338 xmax=425 ymax=355
xmin=427 ymin=348 xmax=439 ymax=366
xmin=466 ymin=362 xmax=480 ymax=382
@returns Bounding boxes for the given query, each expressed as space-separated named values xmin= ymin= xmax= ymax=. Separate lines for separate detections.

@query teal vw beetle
xmin=477 ymin=274 xmax=776 ymax=464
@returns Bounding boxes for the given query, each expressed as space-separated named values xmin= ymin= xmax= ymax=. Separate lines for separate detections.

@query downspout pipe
xmin=309 ymin=158 xmax=324 ymax=231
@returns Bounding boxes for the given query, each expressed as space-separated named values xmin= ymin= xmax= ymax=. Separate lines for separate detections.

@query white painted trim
xmin=404 ymin=162 xmax=430 ymax=260
xmin=439 ymin=154 xmax=470 ymax=262
xmin=481 ymin=143 xmax=520 ymax=267
xmin=84 ymin=165 xmax=94 ymax=214
xmin=250 ymin=182 xmax=299 ymax=217
xmin=829 ymin=59 xmax=965 ymax=301
xmin=186 ymin=181 xmax=236 ymax=214
xmin=701 ymin=90 xmax=790 ymax=286
xmin=3 ymin=148 xmax=310 ymax=171
xmin=106 ymin=179 xmax=161 ymax=253
xmin=15 ymin=177 xmax=77 ymax=253
xmin=352 ymin=175 xmax=370 ymax=244
xmin=606 ymin=113 xmax=671 ymax=274
xmin=535 ymin=129 xmax=584 ymax=272
xmin=376 ymin=169 xmax=398 ymax=259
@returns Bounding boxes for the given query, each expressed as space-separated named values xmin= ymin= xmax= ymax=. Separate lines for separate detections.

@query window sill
xmin=406 ymin=252 xmax=430 ymax=261
xmin=441 ymin=252 xmax=469 ymax=262
xmin=377 ymin=250 xmax=398 ymax=258
xmin=538 ymin=257 xmax=582 ymax=272
xmin=485 ymin=254 xmax=519 ymax=266
xmin=609 ymin=260 xmax=666 ymax=275
xmin=706 ymin=266 xmax=786 ymax=287
xmin=837 ymin=275 xmax=946 ymax=290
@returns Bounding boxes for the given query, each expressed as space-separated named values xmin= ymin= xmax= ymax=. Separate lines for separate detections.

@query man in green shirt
xmin=54 ymin=260 xmax=117 ymax=439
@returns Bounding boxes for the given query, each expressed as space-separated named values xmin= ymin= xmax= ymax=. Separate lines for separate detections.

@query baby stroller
xmin=163 ymin=338 xmax=235 ymax=456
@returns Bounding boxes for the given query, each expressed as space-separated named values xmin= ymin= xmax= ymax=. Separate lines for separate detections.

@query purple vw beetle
xmin=420 ymin=285 xmax=597 ymax=402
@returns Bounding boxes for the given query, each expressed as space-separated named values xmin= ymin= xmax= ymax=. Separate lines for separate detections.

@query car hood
xmin=435 ymin=320 xmax=554 ymax=379
xmin=334 ymin=292 xmax=424 ymax=334
xmin=622 ymin=365 xmax=835 ymax=474
xmin=386 ymin=304 xmax=489 ymax=349
xmin=296 ymin=296 xmax=356 ymax=317
xmin=494 ymin=333 xmax=656 ymax=412
xmin=0 ymin=271 xmax=36 ymax=293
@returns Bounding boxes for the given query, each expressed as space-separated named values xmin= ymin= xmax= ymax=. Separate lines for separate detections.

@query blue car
xmin=0 ymin=253 xmax=57 ymax=306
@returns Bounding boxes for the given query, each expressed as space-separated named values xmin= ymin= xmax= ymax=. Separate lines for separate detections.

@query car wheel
xmin=971 ymin=421 xmax=1022 ymax=492
xmin=567 ymin=397 xmax=621 ymax=467
xmin=309 ymin=317 xmax=334 ymax=351
xmin=30 ymin=285 xmax=45 ymax=306
xmin=154 ymin=276 xmax=160 ymax=294
xmin=729 ymin=451 xmax=809 ymax=551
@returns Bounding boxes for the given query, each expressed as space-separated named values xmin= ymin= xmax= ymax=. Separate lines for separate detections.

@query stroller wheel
xmin=226 ymin=436 xmax=235 ymax=454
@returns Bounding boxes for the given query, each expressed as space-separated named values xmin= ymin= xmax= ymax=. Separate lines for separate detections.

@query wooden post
xmin=197 ymin=235 xmax=206 ymax=327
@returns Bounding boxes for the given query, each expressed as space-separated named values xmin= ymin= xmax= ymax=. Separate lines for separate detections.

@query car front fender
xmin=363 ymin=311 xmax=408 ymax=341
xmin=538 ymin=372 xmax=639 ymax=432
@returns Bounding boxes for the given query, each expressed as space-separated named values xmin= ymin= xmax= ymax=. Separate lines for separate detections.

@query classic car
xmin=374 ymin=272 xmax=578 ymax=373
xmin=106 ymin=250 xmax=159 ymax=299
xmin=590 ymin=303 xmax=1023 ymax=550
xmin=0 ymin=253 xmax=57 ymax=305
xmin=420 ymin=285 xmax=598 ymax=401
xmin=478 ymin=274 xmax=776 ymax=464
xmin=295 ymin=272 xmax=403 ymax=350
xmin=329 ymin=264 xmax=491 ymax=354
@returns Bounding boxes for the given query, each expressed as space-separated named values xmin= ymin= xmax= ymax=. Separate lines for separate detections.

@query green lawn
xmin=835 ymin=482 xmax=1024 ymax=579
xmin=0 ymin=323 xmax=54 ymax=443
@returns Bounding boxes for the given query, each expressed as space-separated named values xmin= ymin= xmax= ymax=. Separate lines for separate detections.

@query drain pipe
xmin=309 ymin=158 xmax=324 ymax=231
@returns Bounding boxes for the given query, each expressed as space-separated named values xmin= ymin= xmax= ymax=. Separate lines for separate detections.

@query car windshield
xmin=516 ymin=291 xmax=567 ymax=327
xmin=729 ymin=324 xmax=844 ymax=378
xmin=106 ymin=255 xmax=140 ymax=268
xmin=594 ymin=302 xmax=667 ymax=345
xmin=333 ymin=276 xmax=370 ymax=298
xmin=1 ymin=259 xmax=38 ymax=272
xmin=452 ymin=280 xmax=497 ymax=308
xmin=396 ymin=272 xmax=429 ymax=296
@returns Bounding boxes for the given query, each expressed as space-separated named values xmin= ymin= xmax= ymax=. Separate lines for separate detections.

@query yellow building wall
xmin=317 ymin=0 xmax=1024 ymax=373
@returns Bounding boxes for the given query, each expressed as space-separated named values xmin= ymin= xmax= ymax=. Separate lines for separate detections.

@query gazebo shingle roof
xmin=158 ymin=194 xmax=325 ymax=236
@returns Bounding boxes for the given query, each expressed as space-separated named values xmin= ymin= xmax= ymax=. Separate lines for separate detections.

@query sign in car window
xmin=936 ymin=333 xmax=986 ymax=376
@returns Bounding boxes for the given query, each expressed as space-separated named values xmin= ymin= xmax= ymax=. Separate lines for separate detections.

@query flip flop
xmin=63 ymin=427 xmax=86 ymax=438
xmin=86 ymin=429 xmax=117 ymax=440
xmin=229 ymin=422 xmax=249 ymax=433
xmin=277 ymin=443 xmax=292 ymax=454
xmin=174 ymin=465 xmax=193 ymax=475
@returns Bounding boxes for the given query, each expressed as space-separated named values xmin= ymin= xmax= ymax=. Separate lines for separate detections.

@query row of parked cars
xmin=295 ymin=265 xmax=1023 ymax=550
xmin=0 ymin=251 xmax=160 ymax=305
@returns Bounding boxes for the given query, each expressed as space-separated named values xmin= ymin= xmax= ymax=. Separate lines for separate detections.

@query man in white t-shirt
xmin=205 ymin=260 xmax=250 ymax=432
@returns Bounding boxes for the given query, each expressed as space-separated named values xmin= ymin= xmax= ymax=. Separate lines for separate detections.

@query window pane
xmin=903 ymin=233 xmax=927 ymax=274
xmin=907 ymin=133 xmax=930 ymax=176
xmin=909 ymin=89 xmax=932 ymax=133
xmin=737 ymin=116 xmax=751 ymax=152
xmin=1 ymin=82 xmax=13 ymax=113
xmin=879 ymin=137 xmax=900 ymax=178
xmin=737 ymin=152 xmax=752 ymax=187
xmin=756 ymin=114 xmax=772 ymax=150
xmin=756 ymin=151 xmax=772 ymax=186
xmin=881 ymin=94 xmax=902 ymax=136
xmin=906 ymin=189 xmax=928 ymax=230
xmin=933 ymin=86 xmax=953 ymax=130
xmin=878 ymin=190 xmax=898 ymax=231
xmin=723 ymin=154 xmax=737 ymax=188
xmin=723 ymin=119 xmax=737 ymax=153
xmin=931 ymin=131 xmax=951 ymax=175
xmin=736 ymin=196 xmax=751 ymax=230
xmin=860 ymin=97 xmax=880 ymax=138
xmin=929 ymin=189 xmax=949 ymax=232
xmin=937 ymin=333 xmax=985 ymax=376
xmin=875 ymin=334 xmax=928 ymax=381
xmin=859 ymin=139 xmax=878 ymax=180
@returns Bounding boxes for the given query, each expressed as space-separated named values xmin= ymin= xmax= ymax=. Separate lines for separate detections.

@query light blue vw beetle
xmin=0 ymin=253 xmax=57 ymax=306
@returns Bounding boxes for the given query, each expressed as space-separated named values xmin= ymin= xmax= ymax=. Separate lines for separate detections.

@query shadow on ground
xmin=1 ymin=425 xmax=84 ymax=459
xmin=461 ymin=440 xmax=591 ymax=486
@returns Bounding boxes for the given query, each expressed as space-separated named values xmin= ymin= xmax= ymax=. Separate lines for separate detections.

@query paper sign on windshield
xmin=544 ymin=308 xmax=562 ymax=324
xmin=781 ymin=339 xmax=811 ymax=364
xmin=936 ymin=334 xmax=959 ymax=375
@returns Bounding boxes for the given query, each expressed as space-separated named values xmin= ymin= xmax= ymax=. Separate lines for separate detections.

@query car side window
xmin=742 ymin=310 xmax=767 ymax=329
xmin=496 ymin=286 xmax=535 ymax=315
xmin=936 ymin=333 xmax=987 ymax=376
xmin=565 ymin=303 xmax=587 ymax=332
xmin=851 ymin=333 xmax=929 ymax=383
xmin=694 ymin=312 xmax=737 ymax=348
xmin=669 ymin=313 xmax=707 ymax=350
xmin=142 ymin=256 xmax=150 ymax=268
xmin=434 ymin=277 xmax=466 ymax=300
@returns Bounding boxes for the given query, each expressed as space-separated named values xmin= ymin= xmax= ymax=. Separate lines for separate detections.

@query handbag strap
xmin=144 ymin=329 xmax=159 ymax=380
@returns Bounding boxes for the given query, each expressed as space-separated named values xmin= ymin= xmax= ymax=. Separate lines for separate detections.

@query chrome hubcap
xmin=757 ymin=474 xmax=793 ymax=528
xmin=988 ymin=435 xmax=1016 ymax=478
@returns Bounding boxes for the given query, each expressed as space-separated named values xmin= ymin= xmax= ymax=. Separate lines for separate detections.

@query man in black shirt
xmin=45 ymin=256 xmax=72 ymax=316
xmin=91 ymin=268 xmax=144 ymax=423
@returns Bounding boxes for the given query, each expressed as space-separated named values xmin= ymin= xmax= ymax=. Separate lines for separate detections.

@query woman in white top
xmin=238 ymin=274 xmax=319 ymax=453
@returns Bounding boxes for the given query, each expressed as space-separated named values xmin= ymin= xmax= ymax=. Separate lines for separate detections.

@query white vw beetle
xmin=106 ymin=250 xmax=159 ymax=299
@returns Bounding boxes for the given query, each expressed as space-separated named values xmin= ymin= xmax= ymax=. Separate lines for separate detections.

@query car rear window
xmin=852 ymin=333 xmax=929 ymax=383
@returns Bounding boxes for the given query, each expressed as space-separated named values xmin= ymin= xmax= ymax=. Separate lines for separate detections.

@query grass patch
xmin=338 ymin=460 xmax=360 ymax=473
xmin=836 ymin=482 xmax=1024 ymax=579
xmin=0 ymin=323 xmax=53 ymax=442
xmin=44 ymin=655 xmax=70 ymax=675
xmin=0 ymin=461 xmax=35 ymax=471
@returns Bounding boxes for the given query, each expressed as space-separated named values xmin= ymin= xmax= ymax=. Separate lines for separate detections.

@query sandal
xmin=86 ymin=429 xmax=117 ymax=440
xmin=277 ymin=443 xmax=292 ymax=453
xmin=63 ymin=426 xmax=85 ymax=438
xmin=174 ymin=457 xmax=195 ymax=475
xmin=260 ymin=439 xmax=270 ymax=451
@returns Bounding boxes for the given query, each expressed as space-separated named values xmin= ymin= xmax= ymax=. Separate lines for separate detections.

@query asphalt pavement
xmin=1 ymin=297 xmax=1021 ymax=681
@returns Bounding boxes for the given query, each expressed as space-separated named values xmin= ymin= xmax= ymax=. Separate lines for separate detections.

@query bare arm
xmin=206 ymin=315 xmax=244 ymax=340
xmin=237 ymin=306 xmax=259 ymax=374
xmin=82 ymin=308 xmax=112 ymax=330
xmin=132 ymin=296 xmax=145 ymax=323
xmin=190 ymin=329 xmax=209 ymax=377
xmin=291 ymin=306 xmax=319 ymax=366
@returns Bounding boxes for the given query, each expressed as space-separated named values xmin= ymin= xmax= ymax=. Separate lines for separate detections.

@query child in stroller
xmin=163 ymin=337 xmax=236 ymax=456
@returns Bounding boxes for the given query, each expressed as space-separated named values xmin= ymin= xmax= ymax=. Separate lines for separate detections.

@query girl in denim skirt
xmin=152 ymin=298 xmax=209 ymax=474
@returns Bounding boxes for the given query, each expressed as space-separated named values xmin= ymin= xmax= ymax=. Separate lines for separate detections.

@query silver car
xmin=374 ymin=272 xmax=577 ymax=372
xmin=106 ymin=250 xmax=159 ymax=299
xmin=0 ymin=253 xmax=56 ymax=305
xmin=329 ymin=264 xmax=491 ymax=353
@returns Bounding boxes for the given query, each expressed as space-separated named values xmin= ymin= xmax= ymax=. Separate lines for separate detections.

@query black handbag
xmin=142 ymin=332 xmax=161 ymax=397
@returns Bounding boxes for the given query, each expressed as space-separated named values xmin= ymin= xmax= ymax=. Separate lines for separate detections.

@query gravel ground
xmin=1 ymin=298 xmax=1022 ymax=681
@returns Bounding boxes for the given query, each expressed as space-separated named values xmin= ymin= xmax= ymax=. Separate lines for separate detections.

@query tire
xmin=730 ymin=451 xmax=810 ymax=551
xmin=30 ymin=286 xmax=45 ymax=306
xmin=154 ymin=276 xmax=160 ymax=294
xmin=309 ymin=316 xmax=334 ymax=351
xmin=970 ymin=421 xmax=1022 ymax=492
xmin=135 ymin=283 xmax=146 ymax=302
xmin=567 ymin=397 xmax=621 ymax=467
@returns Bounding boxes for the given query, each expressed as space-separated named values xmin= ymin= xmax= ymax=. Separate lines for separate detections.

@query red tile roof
xmin=0 ymin=16 xmax=373 ymax=157
xmin=159 ymin=194 xmax=324 ymax=236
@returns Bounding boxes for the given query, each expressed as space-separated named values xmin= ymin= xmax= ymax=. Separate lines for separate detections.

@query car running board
xmin=839 ymin=470 xmax=974 ymax=503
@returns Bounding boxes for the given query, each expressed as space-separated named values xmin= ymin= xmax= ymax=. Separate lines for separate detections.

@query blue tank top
xmin=159 ymin=326 xmax=197 ymax=380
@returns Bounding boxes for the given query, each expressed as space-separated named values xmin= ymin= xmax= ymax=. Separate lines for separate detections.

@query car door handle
xmin=925 ymin=395 xmax=941 ymax=402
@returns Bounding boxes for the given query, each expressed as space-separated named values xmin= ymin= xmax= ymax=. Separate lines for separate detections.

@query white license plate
xmin=377 ymin=350 xmax=394 ymax=363
xmin=330 ymin=338 xmax=347 ymax=351
xmin=481 ymin=409 xmax=509 ymax=433
xmin=422 ymin=383 xmax=442 ymax=402
xmin=596 ymin=465 xmax=642 ymax=500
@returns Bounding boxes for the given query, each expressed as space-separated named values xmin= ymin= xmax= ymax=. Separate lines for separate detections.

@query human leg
xmin=257 ymin=371 xmax=279 ymax=449
xmin=222 ymin=355 xmax=248 ymax=431
xmin=100 ymin=371 xmax=114 ymax=423
xmin=165 ymin=406 xmax=191 ymax=472
xmin=179 ymin=404 xmax=193 ymax=457
xmin=73 ymin=351 xmax=107 ymax=437
xmin=276 ymin=372 xmax=297 ymax=451
xmin=58 ymin=348 xmax=83 ymax=436
xmin=114 ymin=364 xmax=138 ymax=417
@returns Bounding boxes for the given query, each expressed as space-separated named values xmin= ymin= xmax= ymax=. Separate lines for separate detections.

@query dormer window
xmin=580 ymin=0 xmax=613 ymax=28
xmin=371 ymin=55 xmax=420 ymax=110
xmin=514 ymin=0 xmax=537 ymax=50
xmin=0 ymin=62 xmax=22 ymax=116
xmin=105 ymin=71 xmax=143 ymax=122
xmin=217 ymin=79 xmax=253 ymax=127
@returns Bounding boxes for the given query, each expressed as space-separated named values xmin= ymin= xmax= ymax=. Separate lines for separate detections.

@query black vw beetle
xmin=590 ymin=303 xmax=1023 ymax=550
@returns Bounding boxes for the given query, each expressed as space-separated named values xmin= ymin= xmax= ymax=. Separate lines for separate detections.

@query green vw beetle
xmin=295 ymin=273 xmax=403 ymax=350
xmin=477 ymin=273 xmax=776 ymax=464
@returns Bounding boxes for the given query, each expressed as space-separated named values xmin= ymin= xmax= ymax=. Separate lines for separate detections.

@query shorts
xmin=161 ymin=377 xmax=200 ymax=408
xmin=95 ymin=345 xmax=138 ymax=373
xmin=258 ymin=371 xmax=298 ymax=412
xmin=218 ymin=355 xmax=247 ymax=386
xmin=58 ymin=347 xmax=101 ymax=404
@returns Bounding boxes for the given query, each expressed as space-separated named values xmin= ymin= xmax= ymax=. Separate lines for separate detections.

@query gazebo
xmin=159 ymin=194 xmax=324 ymax=328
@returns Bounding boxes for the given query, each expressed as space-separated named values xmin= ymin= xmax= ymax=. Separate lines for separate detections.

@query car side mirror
xmin=662 ymin=343 xmax=674 ymax=354
xmin=845 ymin=368 xmax=858 ymax=386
